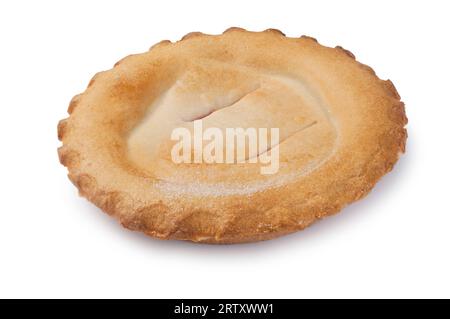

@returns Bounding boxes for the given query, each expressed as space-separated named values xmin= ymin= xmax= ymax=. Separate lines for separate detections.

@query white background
xmin=0 ymin=0 xmax=449 ymax=299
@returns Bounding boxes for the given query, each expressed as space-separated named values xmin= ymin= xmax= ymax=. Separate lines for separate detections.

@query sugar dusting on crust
xmin=155 ymin=159 xmax=325 ymax=197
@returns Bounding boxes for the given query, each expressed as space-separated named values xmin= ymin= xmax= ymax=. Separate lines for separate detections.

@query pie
xmin=58 ymin=28 xmax=407 ymax=243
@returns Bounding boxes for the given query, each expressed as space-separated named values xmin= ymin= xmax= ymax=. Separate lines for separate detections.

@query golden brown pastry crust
xmin=58 ymin=28 xmax=407 ymax=244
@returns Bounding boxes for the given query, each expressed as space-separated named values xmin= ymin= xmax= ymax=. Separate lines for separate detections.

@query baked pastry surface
xmin=58 ymin=28 xmax=407 ymax=243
